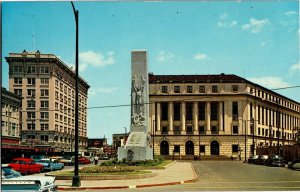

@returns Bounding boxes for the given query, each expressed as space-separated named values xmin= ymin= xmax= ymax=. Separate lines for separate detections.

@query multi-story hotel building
xmin=6 ymin=50 xmax=90 ymax=153
xmin=149 ymin=73 xmax=300 ymax=160
xmin=1 ymin=87 xmax=22 ymax=149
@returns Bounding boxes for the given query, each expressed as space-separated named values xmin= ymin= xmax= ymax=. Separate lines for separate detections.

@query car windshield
xmin=40 ymin=160 xmax=50 ymax=163
xmin=2 ymin=167 xmax=22 ymax=179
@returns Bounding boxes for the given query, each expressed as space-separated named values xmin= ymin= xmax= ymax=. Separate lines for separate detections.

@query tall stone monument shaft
xmin=118 ymin=50 xmax=153 ymax=161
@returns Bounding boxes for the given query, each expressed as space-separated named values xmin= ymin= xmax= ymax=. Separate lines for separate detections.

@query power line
xmin=2 ymin=85 xmax=300 ymax=114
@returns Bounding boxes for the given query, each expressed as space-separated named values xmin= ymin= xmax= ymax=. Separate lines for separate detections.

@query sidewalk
xmin=56 ymin=161 xmax=198 ymax=190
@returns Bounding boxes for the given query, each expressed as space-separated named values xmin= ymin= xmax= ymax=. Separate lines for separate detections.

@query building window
xmin=199 ymin=126 xmax=205 ymax=134
xmin=200 ymin=145 xmax=205 ymax=153
xmin=233 ymin=126 xmax=238 ymax=134
xmin=40 ymin=78 xmax=49 ymax=85
xmin=174 ymin=126 xmax=181 ymax=135
xmin=211 ymin=102 xmax=218 ymax=121
xmin=174 ymin=103 xmax=181 ymax=121
xmin=174 ymin=86 xmax=180 ymax=93
xmin=14 ymin=66 xmax=23 ymax=73
xmin=198 ymin=102 xmax=206 ymax=121
xmin=40 ymin=124 xmax=49 ymax=131
xmin=211 ymin=126 xmax=218 ymax=134
xmin=27 ymin=123 xmax=35 ymax=130
xmin=14 ymin=77 xmax=22 ymax=84
xmin=27 ymin=66 xmax=36 ymax=74
xmin=162 ymin=86 xmax=168 ymax=93
xmin=199 ymin=86 xmax=205 ymax=93
xmin=41 ymin=89 xmax=49 ymax=97
xmin=174 ymin=145 xmax=180 ymax=153
xmin=258 ymin=128 xmax=261 ymax=135
xmin=232 ymin=85 xmax=239 ymax=92
xmin=187 ymin=126 xmax=193 ymax=134
xmin=232 ymin=145 xmax=239 ymax=153
xmin=186 ymin=102 xmax=193 ymax=121
xmin=161 ymin=102 xmax=168 ymax=121
xmin=14 ymin=89 xmax=22 ymax=96
xmin=187 ymin=86 xmax=193 ymax=93
xmin=27 ymin=100 xmax=35 ymax=108
xmin=212 ymin=85 xmax=218 ymax=93
xmin=41 ymin=101 xmax=49 ymax=108
xmin=162 ymin=126 xmax=168 ymax=134
xmin=27 ymin=112 xmax=35 ymax=119
xmin=27 ymin=78 xmax=36 ymax=85
xmin=41 ymin=112 xmax=49 ymax=119
xmin=27 ymin=89 xmax=35 ymax=97
xmin=232 ymin=102 xmax=238 ymax=120
xmin=40 ymin=66 xmax=49 ymax=74
xmin=41 ymin=135 xmax=49 ymax=142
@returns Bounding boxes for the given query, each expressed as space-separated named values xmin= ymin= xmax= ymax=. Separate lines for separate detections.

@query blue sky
xmin=2 ymin=1 xmax=299 ymax=144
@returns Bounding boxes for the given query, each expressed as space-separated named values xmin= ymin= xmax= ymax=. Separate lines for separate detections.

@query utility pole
xmin=71 ymin=1 xmax=80 ymax=187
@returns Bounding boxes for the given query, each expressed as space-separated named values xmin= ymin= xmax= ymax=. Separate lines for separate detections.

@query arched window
xmin=185 ymin=140 xmax=194 ymax=155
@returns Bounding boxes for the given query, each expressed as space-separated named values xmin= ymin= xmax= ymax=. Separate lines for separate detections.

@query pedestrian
xmin=94 ymin=156 xmax=99 ymax=165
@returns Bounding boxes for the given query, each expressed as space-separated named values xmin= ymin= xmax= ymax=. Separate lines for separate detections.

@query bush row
xmin=100 ymin=156 xmax=164 ymax=166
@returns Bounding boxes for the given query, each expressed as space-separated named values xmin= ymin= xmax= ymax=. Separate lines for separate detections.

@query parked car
xmin=79 ymin=156 xmax=91 ymax=164
xmin=60 ymin=156 xmax=75 ymax=166
xmin=8 ymin=158 xmax=44 ymax=175
xmin=30 ymin=155 xmax=45 ymax=163
xmin=2 ymin=164 xmax=22 ymax=179
xmin=36 ymin=158 xmax=64 ymax=171
xmin=2 ymin=164 xmax=58 ymax=192
xmin=288 ymin=159 xmax=300 ymax=170
xmin=267 ymin=155 xmax=286 ymax=167
xmin=248 ymin=155 xmax=259 ymax=164
xmin=258 ymin=155 xmax=269 ymax=165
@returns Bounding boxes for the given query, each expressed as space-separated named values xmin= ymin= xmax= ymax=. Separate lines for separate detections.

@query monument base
xmin=118 ymin=146 xmax=153 ymax=161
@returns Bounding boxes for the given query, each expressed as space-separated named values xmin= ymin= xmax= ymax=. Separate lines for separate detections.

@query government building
xmin=148 ymin=73 xmax=300 ymax=160
xmin=6 ymin=50 xmax=90 ymax=153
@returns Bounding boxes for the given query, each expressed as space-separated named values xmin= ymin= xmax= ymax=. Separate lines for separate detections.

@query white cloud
xmin=158 ymin=51 xmax=174 ymax=62
xmin=88 ymin=87 xmax=117 ymax=96
xmin=79 ymin=50 xmax=115 ymax=70
xmin=217 ymin=13 xmax=237 ymax=28
xmin=289 ymin=62 xmax=300 ymax=72
xmin=220 ymin=13 xmax=228 ymax=20
xmin=285 ymin=11 xmax=297 ymax=16
xmin=248 ymin=76 xmax=290 ymax=89
xmin=242 ymin=18 xmax=269 ymax=34
xmin=193 ymin=53 xmax=208 ymax=61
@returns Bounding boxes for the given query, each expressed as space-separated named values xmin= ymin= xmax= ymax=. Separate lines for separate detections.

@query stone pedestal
xmin=117 ymin=50 xmax=153 ymax=161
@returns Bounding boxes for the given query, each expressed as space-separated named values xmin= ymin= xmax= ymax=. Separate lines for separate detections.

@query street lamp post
xmin=276 ymin=99 xmax=280 ymax=155
xmin=269 ymin=123 xmax=273 ymax=152
xmin=71 ymin=1 xmax=80 ymax=187
xmin=250 ymin=117 xmax=255 ymax=155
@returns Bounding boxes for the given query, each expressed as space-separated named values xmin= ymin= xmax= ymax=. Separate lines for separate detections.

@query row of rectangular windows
xmin=14 ymin=77 xmax=49 ymax=85
xmin=13 ymin=66 xmax=50 ymax=74
xmin=161 ymin=85 xmax=239 ymax=94
xmin=250 ymin=87 xmax=300 ymax=113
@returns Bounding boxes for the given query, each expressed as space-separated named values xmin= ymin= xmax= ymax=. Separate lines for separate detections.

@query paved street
xmin=83 ymin=161 xmax=300 ymax=191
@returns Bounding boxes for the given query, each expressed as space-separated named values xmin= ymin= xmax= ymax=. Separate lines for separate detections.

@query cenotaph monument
xmin=117 ymin=50 xmax=153 ymax=161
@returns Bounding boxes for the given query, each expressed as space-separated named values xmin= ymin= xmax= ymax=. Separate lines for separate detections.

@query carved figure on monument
xmin=131 ymin=75 xmax=146 ymax=126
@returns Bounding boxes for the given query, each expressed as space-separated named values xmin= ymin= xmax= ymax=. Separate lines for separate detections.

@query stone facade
xmin=149 ymin=74 xmax=300 ymax=160
xmin=1 ymin=87 xmax=22 ymax=148
xmin=5 ymin=50 xmax=90 ymax=153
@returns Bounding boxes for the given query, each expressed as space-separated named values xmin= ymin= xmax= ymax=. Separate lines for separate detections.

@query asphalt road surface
xmin=83 ymin=160 xmax=300 ymax=191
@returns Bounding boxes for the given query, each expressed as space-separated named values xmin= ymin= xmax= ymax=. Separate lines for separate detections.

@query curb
xmin=57 ymin=162 xmax=198 ymax=190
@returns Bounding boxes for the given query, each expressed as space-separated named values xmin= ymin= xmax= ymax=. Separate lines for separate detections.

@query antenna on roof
xmin=23 ymin=13 xmax=36 ymax=51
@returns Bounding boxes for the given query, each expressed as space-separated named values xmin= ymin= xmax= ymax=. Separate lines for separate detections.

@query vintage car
xmin=36 ymin=158 xmax=64 ymax=171
xmin=248 ymin=155 xmax=259 ymax=164
xmin=267 ymin=155 xmax=286 ymax=167
xmin=288 ymin=159 xmax=300 ymax=170
xmin=2 ymin=164 xmax=58 ymax=192
xmin=60 ymin=156 xmax=75 ymax=166
xmin=79 ymin=156 xmax=91 ymax=164
xmin=8 ymin=158 xmax=44 ymax=175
